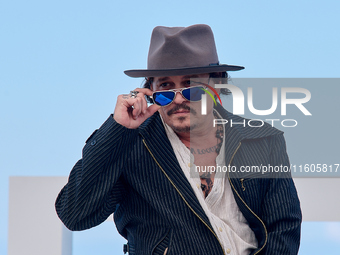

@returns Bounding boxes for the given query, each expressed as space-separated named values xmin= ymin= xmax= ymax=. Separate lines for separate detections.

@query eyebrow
xmin=157 ymin=77 xmax=170 ymax=83
xmin=155 ymin=75 xmax=203 ymax=86
xmin=157 ymin=75 xmax=200 ymax=82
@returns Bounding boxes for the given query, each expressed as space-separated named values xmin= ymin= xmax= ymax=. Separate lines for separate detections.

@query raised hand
xmin=113 ymin=88 xmax=161 ymax=129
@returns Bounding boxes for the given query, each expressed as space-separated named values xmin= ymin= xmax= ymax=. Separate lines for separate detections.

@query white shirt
xmin=161 ymin=115 xmax=258 ymax=255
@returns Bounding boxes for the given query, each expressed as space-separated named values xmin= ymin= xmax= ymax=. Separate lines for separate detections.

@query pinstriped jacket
xmin=55 ymin=104 xmax=302 ymax=255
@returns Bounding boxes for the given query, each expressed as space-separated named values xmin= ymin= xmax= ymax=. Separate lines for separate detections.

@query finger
xmin=132 ymin=90 xmax=150 ymax=114
xmin=140 ymin=93 xmax=148 ymax=114
xmin=132 ymin=97 xmax=143 ymax=119
xmin=132 ymin=103 xmax=160 ymax=124
xmin=120 ymin=94 xmax=131 ymax=100
xmin=143 ymin=104 xmax=161 ymax=119
xmin=134 ymin=88 xmax=154 ymax=96
xmin=120 ymin=92 xmax=143 ymax=107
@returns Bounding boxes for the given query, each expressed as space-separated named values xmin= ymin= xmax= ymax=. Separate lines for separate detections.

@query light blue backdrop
xmin=1 ymin=0 xmax=339 ymax=254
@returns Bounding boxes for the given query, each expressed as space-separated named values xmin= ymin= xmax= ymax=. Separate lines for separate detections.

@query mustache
xmin=167 ymin=103 xmax=197 ymax=116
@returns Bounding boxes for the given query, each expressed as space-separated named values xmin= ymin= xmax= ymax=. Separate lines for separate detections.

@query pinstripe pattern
xmin=55 ymin=105 xmax=301 ymax=255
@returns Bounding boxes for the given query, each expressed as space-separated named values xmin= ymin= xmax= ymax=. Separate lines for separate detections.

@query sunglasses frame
xmin=151 ymin=85 xmax=207 ymax=106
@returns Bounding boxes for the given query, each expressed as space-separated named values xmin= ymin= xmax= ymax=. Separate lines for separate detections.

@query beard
xmin=165 ymin=102 xmax=199 ymax=133
xmin=169 ymin=116 xmax=198 ymax=133
xmin=171 ymin=123 xmax=197 ymax=133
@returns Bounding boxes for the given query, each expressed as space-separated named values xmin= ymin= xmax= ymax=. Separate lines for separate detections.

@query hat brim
xmin=124 ymin=64 xmax=244 ymax=78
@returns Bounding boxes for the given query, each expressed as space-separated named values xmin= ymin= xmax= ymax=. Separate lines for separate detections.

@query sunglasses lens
xmin=153 ymin=91 xmax=175 ymax=106
xmin=182 ymin=87 xmax=205 ymax=101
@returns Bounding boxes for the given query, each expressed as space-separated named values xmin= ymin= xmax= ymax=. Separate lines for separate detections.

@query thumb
xmin=143 ymin=104 xmax=161 ymax=119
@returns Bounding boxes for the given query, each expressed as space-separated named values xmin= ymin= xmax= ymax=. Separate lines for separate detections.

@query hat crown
xmin=124 ymin=24 xmax=244 ymax=77
xmin=147 ymin=24 xmax=219 ymax=70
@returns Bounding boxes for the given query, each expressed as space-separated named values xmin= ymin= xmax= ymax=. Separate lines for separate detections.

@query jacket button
xmin=90 ymin=140 xmax=97 ymax=146
xmin=226 ymin=248 xmax=231 ymax=254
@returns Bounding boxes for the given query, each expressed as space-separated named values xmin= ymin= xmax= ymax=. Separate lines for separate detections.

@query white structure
xmin=8 ymin=176 xmax=72 ymax=255
xmin=294 ymin=178 xmax=340 ymax=221
xmin=7 ymin=176 xmax=340 ymax=255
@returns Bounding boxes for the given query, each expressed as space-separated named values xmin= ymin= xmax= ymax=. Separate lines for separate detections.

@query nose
xmin=172 ymin=90 xmax=187 ymax=104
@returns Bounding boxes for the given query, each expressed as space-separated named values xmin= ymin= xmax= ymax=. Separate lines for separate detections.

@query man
xmin=55 ymin=24 xmax=302 ymax=255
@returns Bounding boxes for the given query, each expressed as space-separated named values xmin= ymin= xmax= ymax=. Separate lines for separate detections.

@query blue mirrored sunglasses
xmin=152 ymin=86 xmax=206 ymax=106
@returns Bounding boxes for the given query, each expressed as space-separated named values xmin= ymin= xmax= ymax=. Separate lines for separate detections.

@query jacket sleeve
xmin=261 ymin=134 xmax=302 ymax=254
xmin=55 ymin=115 xmax=138 ymax=231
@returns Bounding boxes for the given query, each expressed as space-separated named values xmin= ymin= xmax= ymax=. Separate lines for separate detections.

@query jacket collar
xmin=214 ymin=103 xmax=283 ymax=165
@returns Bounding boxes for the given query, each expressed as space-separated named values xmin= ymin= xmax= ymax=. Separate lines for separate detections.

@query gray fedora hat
xmin=124 ymin=24 xmax=244 ymax=78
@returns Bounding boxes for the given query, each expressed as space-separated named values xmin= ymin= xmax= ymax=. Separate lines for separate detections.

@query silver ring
xmin=130 ymin=90 xmax=139 ymax=98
